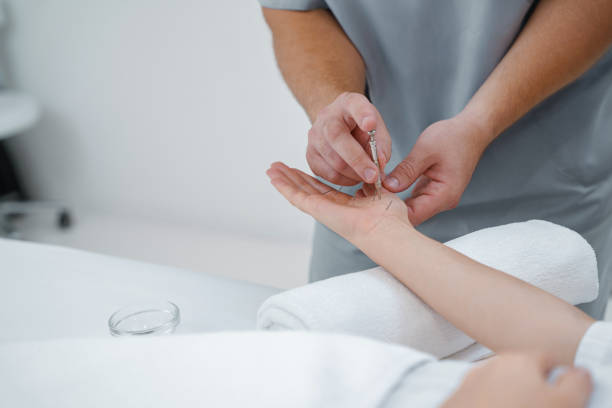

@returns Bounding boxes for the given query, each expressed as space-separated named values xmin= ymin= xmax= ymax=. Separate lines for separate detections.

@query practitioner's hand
xmin=307 ymin=92 xmax=392 ymax=186
xmin=266 ymin=162 xmax=410 ymax=246
xmin=384 ymin=113 xmax=492 ymax=226
xmin=442 ymin=353 xmax=592 ymax=408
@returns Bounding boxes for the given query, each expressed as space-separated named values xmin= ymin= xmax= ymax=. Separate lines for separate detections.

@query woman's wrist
xmin=353 ymin=215 xmax=418 ymax=267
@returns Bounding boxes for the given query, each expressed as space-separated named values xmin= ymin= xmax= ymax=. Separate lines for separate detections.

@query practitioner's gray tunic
xmin=259 ymin=0 xmax=612 ymax=318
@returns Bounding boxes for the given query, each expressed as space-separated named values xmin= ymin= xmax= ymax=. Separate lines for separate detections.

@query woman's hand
xmin=266 ymin=162 xmax=410 ymax=247
xmin=443 ymin=353 xmax=592 ymax=408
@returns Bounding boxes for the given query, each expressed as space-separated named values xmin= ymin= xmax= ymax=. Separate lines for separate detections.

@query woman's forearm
xmin=462 ymin=0 xmax=612 ymax=141
xmin=359 ymin=220 xmax=594 ymax=365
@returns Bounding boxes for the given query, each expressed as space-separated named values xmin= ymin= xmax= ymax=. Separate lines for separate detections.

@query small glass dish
xmin=108 ymin=301 xmax=180 ymax=337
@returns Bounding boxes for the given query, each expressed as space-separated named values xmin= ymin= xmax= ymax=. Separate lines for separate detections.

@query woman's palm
xmin=266 ymin=162 xmax=409 ymax=243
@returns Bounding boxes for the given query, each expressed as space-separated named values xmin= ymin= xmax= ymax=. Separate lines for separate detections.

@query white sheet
xmin=0 ymin=332 xmax=462 ymax=408
xmin=0 ymin=238 xmax=279 ymax=342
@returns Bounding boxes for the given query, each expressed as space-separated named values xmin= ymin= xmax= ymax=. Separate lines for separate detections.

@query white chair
xmin=0 ymin=91 xmax=71 ymax=236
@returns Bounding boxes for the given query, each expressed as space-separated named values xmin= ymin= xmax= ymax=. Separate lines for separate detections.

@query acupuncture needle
xmin=368 ymin=130 xmax=382 ymax=200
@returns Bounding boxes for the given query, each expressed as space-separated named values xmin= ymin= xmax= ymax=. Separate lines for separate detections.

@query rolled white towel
xmin=257 ymin=220 xmax=599 ymax=359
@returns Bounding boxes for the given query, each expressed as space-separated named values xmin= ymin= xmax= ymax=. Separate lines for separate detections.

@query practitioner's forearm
xmin=360 ymin=222 xmax=594 ymax=365
xmin=262 ymin=8 xmax=366 ymax=122
xmin=462 ymin=0 xmax=612 ymax=141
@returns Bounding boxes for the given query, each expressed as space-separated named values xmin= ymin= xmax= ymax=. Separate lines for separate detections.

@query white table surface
xmin=0 ymin=238 xmax=279 ymax=342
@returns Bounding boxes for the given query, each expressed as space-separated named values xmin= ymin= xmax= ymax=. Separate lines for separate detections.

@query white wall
xmin=3 ymin=0 xmax=313 ymax=242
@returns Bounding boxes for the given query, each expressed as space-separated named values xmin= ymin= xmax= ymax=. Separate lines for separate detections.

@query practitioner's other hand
xmin=266 ymin=162 xmax=409 ymax=246
xmin=442 ymin=353 xmax=592 ymax=408
xmin=384 ymin=113 xmax=492 ymax=226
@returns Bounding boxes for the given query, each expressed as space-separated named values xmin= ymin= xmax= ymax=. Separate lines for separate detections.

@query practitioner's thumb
xmin=384 ymin=150 xmax=432 ymax=193
xmin=551 ymin=368 xmax=592 ymax=407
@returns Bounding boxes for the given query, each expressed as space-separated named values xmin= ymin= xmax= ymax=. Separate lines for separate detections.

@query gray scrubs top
xmin=260 ymin=0 xmax=612 ymax=318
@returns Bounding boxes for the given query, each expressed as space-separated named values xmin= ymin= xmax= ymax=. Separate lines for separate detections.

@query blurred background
xmin=0 ymin=0 xmax=313 ymax=288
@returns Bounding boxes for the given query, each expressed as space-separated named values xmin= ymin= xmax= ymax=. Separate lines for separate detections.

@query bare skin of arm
xmin=265 ymin=162 xmax=594 ymax=366
xmin=384 ymin=0 xmax=612 ymax=225
xmin=262 ymin=8 xmax=392 ymax=187
xmin=368 ymin=216 xmax=594 ymax=366
xmin=262 ymin=8 xmax=364 ymax=122
xmin=264 ymin=1 xmax=612 ymax=224
xmin=462 ymin=0 xmax=612 ymax=139
xmin=267 ymin=162 xmax=595 ymax=406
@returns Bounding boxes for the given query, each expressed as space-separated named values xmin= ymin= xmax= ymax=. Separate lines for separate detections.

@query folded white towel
xmin=257 ymin=220 xmax=599 ymax=359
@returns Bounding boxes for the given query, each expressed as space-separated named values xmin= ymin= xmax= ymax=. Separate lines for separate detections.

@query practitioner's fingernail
xmin=364 ymin=168 xmax=377 ymax=182
xmin=362 ymin=116 xmax=376 ymax=130
xmin=385 ymin=176 xmax=399 ymax=189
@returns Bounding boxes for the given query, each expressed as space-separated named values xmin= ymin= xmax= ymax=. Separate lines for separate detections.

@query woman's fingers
xmin=271 ymin=162 xmax=351 ymax=201
xmin=273 ymin=162 xmax=320 ymax=195
xmin=293 ymin=169 xmax=351 ymax=203
xmin=291 ymin=167 xmax=331 ymax=194
xmin=267 ymin=166 xmax=310 ymax=211
xmin=551 ymin=368 xmax=592 ymax=407
xmin=267 ymin=162 xmax=355 ymax=218
xmin=267 ymin=169 xmax=332 ymax=217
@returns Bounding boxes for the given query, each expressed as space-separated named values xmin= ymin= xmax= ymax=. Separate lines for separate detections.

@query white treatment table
xmin=0 ymin=238 xmax=280 ymax=342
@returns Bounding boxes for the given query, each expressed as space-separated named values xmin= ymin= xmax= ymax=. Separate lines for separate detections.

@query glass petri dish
xmin=108 ymin=301 xmax=180 ymax=337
